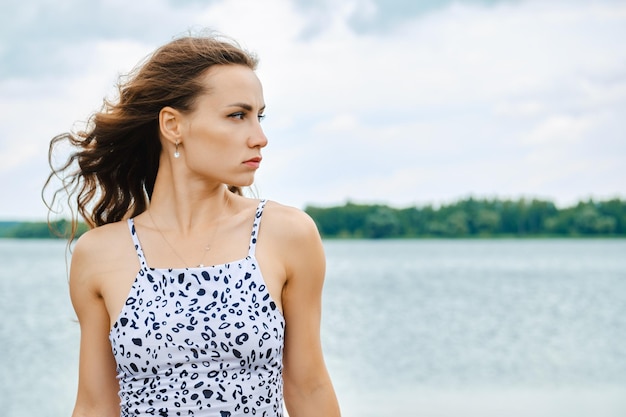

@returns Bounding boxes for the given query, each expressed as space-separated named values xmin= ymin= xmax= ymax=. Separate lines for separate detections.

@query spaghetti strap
xmin=127 ymin=218 xmax=148 ymax=269
xmin=248 ymin=199 xmax=267 ymax=257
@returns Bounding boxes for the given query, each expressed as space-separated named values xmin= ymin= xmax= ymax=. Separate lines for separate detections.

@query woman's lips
xmin=243 ymin=157 xmax=262 ymax=168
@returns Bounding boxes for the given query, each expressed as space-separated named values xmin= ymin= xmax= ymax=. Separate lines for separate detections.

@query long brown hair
xmin=43 ymin=33 xmax=258 ymax=236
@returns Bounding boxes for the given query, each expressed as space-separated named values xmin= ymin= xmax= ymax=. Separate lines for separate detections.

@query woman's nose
xmin=249 ymin=124 xmax=268 ymax=148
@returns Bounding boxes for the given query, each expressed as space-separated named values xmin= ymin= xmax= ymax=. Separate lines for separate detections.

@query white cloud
xmin=522 ymin=115 xmax=595 ymax=146
xmin=314 ymin=114 xmax=360 ymax=133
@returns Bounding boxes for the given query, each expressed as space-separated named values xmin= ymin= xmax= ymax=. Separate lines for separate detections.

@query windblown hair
xmin=43 ymin=34 xmax=258 ymax=236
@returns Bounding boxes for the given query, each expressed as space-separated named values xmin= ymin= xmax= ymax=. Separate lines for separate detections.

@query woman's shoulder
xmin=262 ymin=200 xmax=320 ymax=243
xmin=260 ymin=200 xmax=325 ymax=284
xmin=75 ymin=220 xmax=131 ymax=249
xmin=72 ymin=220 xmax=134 ymax=268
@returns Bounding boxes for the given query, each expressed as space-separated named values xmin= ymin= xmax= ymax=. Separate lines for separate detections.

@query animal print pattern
xmin=110 ymin=200 xmax=285 ymax=416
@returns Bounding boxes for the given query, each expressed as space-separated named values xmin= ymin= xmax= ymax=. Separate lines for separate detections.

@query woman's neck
xmin=148 ymin=174 xmax=232 ymax=234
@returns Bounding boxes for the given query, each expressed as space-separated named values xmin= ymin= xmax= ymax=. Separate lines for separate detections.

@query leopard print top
xmin=110 ymin=200 xmax=285 ymax=416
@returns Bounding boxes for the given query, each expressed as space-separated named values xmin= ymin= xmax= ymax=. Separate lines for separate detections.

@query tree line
xmin=1 ymin=197 xmax=625 ymax=239
xmin=0 ymin=219 xmax=88 ymax=239
xmin=304 ymin=198 xmax=626 ymax=238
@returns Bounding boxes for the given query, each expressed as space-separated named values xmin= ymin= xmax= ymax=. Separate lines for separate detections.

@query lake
xmin=1 ymin=238 xmax=625 ymax=416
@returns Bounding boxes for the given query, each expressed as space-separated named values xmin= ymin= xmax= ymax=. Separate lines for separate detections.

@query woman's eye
xmin=228 ymin=112 xmax=265 ymax=122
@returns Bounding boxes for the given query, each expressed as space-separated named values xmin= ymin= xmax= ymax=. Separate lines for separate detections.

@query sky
xmin=1 ymin=0 xmax=625 ymax=220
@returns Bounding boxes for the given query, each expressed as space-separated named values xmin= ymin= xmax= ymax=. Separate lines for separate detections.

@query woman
xmin=45 ymin=34 xmax=340 ymax=417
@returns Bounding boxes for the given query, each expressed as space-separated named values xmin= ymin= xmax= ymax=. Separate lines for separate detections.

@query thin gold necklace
xmin=147 ymin=195 xmax=229 ymax=268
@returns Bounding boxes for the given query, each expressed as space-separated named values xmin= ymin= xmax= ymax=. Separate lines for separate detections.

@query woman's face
xmin=178 ymin=64 xmax=268 ymax=187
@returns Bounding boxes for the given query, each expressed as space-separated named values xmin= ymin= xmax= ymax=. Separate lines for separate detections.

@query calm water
xmin=1 ymin=238 xmax=625 ymax=416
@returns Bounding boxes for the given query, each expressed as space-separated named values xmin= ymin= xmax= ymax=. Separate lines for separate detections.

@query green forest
xmin=305 ymin=197 xmax=626 ymax=238
xmin=0 ymin=219 xmax=88 ymax=239
xmin=1 ymin=197 xmax=625 ymax=239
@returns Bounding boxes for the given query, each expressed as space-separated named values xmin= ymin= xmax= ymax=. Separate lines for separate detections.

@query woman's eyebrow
xmin=226 ymin=103 xmax=266 ymax=112
xmin=226 ymin=102 xmax=253 ymax=111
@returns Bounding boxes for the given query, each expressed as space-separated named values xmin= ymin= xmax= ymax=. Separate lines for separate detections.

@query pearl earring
xmin=174 ymin=141 xmax=180 ymax=158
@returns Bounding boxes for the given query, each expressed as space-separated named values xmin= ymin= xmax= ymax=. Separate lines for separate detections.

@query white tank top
xmin=109 ymin=200 xmax=285 ymax=416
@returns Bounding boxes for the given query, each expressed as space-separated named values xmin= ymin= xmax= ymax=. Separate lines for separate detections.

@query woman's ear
xmin=159 ymin=106 xmax=183 ymax=145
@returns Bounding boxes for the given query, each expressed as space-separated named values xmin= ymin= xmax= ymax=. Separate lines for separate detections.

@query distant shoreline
xmin=305 ymin=197 xmax=626 ymax=239
xmin=3 ymin=197 xmax=625 ymax=239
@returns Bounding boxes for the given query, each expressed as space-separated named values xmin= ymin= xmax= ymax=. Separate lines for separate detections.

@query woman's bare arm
xmin=69 ymin=231 xmax=121 ymax=417
xmin=278 ymin=208 xmax=341 ymax=417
